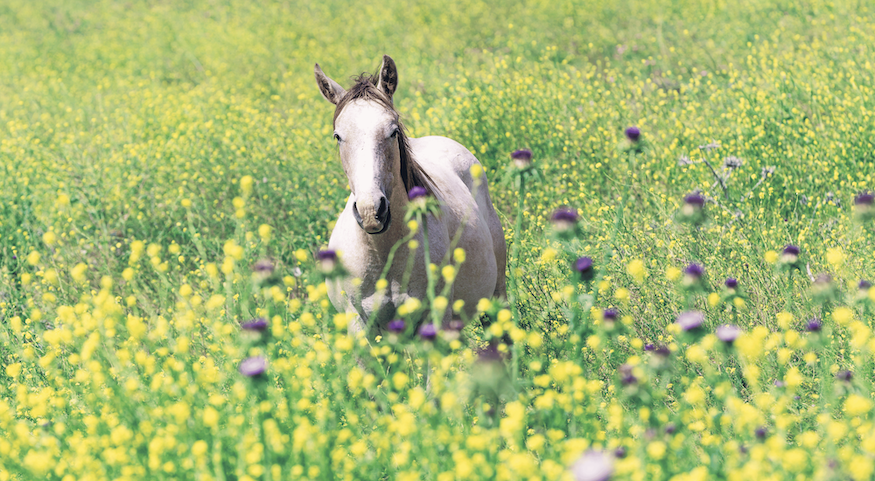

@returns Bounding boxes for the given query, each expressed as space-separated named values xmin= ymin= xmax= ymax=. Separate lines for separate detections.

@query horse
xmin=314 ymin=55 xmax=506 ymax=337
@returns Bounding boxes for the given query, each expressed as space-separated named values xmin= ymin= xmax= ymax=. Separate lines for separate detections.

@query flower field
xmin=3 ymin=0 xmax=875 ymax=479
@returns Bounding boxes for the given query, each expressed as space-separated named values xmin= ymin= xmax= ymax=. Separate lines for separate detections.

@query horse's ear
xmin=375 ymin=55 xmax=398 ymax=100
xmin=314 ymin=63 xmax=346 ymax=105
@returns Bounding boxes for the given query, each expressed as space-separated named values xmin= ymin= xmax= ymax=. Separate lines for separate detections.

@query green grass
xmin=2 ymin=0 xmax=875 ymax=479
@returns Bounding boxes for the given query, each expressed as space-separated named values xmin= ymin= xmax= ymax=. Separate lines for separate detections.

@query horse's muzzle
xmin=353 ymin=197 xmax=391 ymax=234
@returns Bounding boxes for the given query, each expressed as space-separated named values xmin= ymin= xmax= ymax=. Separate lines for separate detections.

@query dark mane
xmin=333 ymin=75 xmax=436 ymax=197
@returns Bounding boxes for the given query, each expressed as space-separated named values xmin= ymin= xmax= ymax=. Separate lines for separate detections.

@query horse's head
xmin=314 ymin=55 xmax=404 ymax=235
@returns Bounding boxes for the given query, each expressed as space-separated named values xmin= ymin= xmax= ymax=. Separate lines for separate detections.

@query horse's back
xmin=409 ymin=136 xmax=482 ymax=192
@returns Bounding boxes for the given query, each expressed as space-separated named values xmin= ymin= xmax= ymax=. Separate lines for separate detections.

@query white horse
xmin=314 ymin=55 xmax=506 ymax=336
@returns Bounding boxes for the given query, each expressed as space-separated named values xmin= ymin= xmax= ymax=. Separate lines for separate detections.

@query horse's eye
xmin=333 ymin=133 xmax=341 ymax=142
xmin=390 ymin=128 xmax=399 ymax=138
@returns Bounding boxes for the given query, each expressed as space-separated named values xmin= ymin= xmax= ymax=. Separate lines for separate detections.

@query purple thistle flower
xmin=614 ymin=446 xmax=627 ymax=459
xmin=624 ymin=126 xmax=641 ymax=142
xmin=859 ymin=280 xmax=872 ymax=290
xmin=511 ymin=149 xmax=533 ymax=168
xmin=716 ymin=325 xmax=742 ymax=344
xmin=654 ymin=345 xmax=671 ymax=357
xmin=241 ymin=318 xmax=268 ymax=332
xmin=576 ymin=256 xmax=595 ymax=281
xmin=755 ymin=427 xmax=768 ymax=440
xmin=679 ymin=193 xmax=707 ymax=225
xmin=665 ymin=424 xmax=677 ymax=434
xmin=576 ymin=257 xmax=593 ymax=272
xmin=603 ymin=308 xmax=619 ymax=322
xmin=315 ymin=250 xmax=337 ymax=261
xmin=725 ymin=277 xmax=738 ymax=289
xmin=643 ymin=343 xmax=655 ymax=351
xmin=388 ymin=319 xmax=406 ymax=333
xmin=552 ymin=207 xmax=580 ymax=234
xmin=510 ymin=149 xmax=533 ymax=161
xmin=676 ymin=311 xmax=705 ymax=332
xmin=779 ymin=244 xmax=801 ymax=266
xmin=552 ymin=207 xmax=579 ymax=223
xmin=855 ymin=192 xmax=874 ymax=206
xmin=618 ymin=365 xmax=638 ymax=385
xmin=419 ymin=324 xmax=437 ymax=341
xmin=316 ymin=249 xmax=338 ymax=274
xmin=806 ymin=318 xmax=822 ymax=332
xmin=684 ymin=193 xmax=706 ymax=207
xmin=683 ymin=263 xmax=705 ymax=279
xmin=253 ymin=258 xmax=275 ymax=273
xmin=569 ymin=450 xmax=614 ymax=481
xmin=836 ymin=370 xmax=853 ymax=382
xmin=239 ymin=356 xmax=267 ymax=377
xmin=408 ymin=186 xmax=428 ymax=201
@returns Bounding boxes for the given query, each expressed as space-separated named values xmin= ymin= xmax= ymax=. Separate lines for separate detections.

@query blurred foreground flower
xmin=779 ymin=244 xmax=801 ymax=270
xmin=854 ymin=191 xmax=874 ymax=221
xmin=388 ymin=319 xmax=406 ymax=333
xmin=408 ymin=185 xmax=428 ymax=209
xmin=511 ymin=149 xmax=533 ymax=169
xmin=676 ymin=311 xmax=705 ymax=332
xmin=678 ymin=193 xmax=706 ymax=225
xmin=682 ymin=263 xmax=705 ymax=291
xmin=551 ymin=207 xmax=579 ymax=235
xmin=241 ymin=318 xmax=268 ymax=332
xmin=716 ymin=325 xmax=742 ymax=344
xmin=316 ymin=250 xmax=338 ymax=273
xmin=569 ymin=450 xmax=613 ymax=481
xmin=576 ymin=256 xmax=595 ymax=282
xmin=419 ymin=324 xmax=437 ymax=341
xmin=239 ymin=356 xmax=267 ymax=377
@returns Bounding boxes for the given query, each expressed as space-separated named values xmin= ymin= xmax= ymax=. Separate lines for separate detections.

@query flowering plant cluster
xmin=3 ymin=1 xmax=875 ymax=480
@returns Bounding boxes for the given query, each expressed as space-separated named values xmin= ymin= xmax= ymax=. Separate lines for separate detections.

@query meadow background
xmin=2 ymin=0 xmax=875 ymax=479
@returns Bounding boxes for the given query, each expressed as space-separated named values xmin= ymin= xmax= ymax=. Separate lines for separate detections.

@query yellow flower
xmin=441 ymin=265 xmax=456 ymax=282
xmin=26 ymin=251 xmax=40 ymax=266
xmin=392 ymin=372 xmax=408 ymax=390
xmin=844 ymin=394 xmax=874 ymax=417
xmin=647 ymin=441 xmax=667 ymax=460
xmin=666 ymin=266 xmax=682 ymax=281
xmin=240 ymin=175 xmax=254 ymax=195
xmin=5 ymin=363 xmax=22 ymax=378
xmin=71 ymin=263 xmax=88 ymax=283
xmin=707 ymin=292 xmax=721 ymax=307
xmin=42 ymin=231 xmax=57 ymax=246
xmin=626 ymin=259 xmax=647 ymax=283
xmin=832 ymin=306 xmax=853 ymax=326
xmin=764 ymin=250 xmax=779 ymax=263
xmin=826 ymin=246 xmax=844 ymax=267
xmin=258 ymin=224 xmax=272 ymax=241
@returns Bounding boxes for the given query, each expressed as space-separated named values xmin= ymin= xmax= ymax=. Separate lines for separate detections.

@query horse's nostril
xmin=376 ymin=197 xmax=389 ymax=220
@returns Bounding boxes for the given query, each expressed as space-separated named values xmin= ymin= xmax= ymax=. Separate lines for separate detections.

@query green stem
xmin=418 ymin=213 xmax=439 ymax=327
xmin=508 ymin=173 xmax=526 ymax=380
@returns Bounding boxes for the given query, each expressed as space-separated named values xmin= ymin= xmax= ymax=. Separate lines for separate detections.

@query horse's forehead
xmin=335 ymin=100 xmax=395 ymax=132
